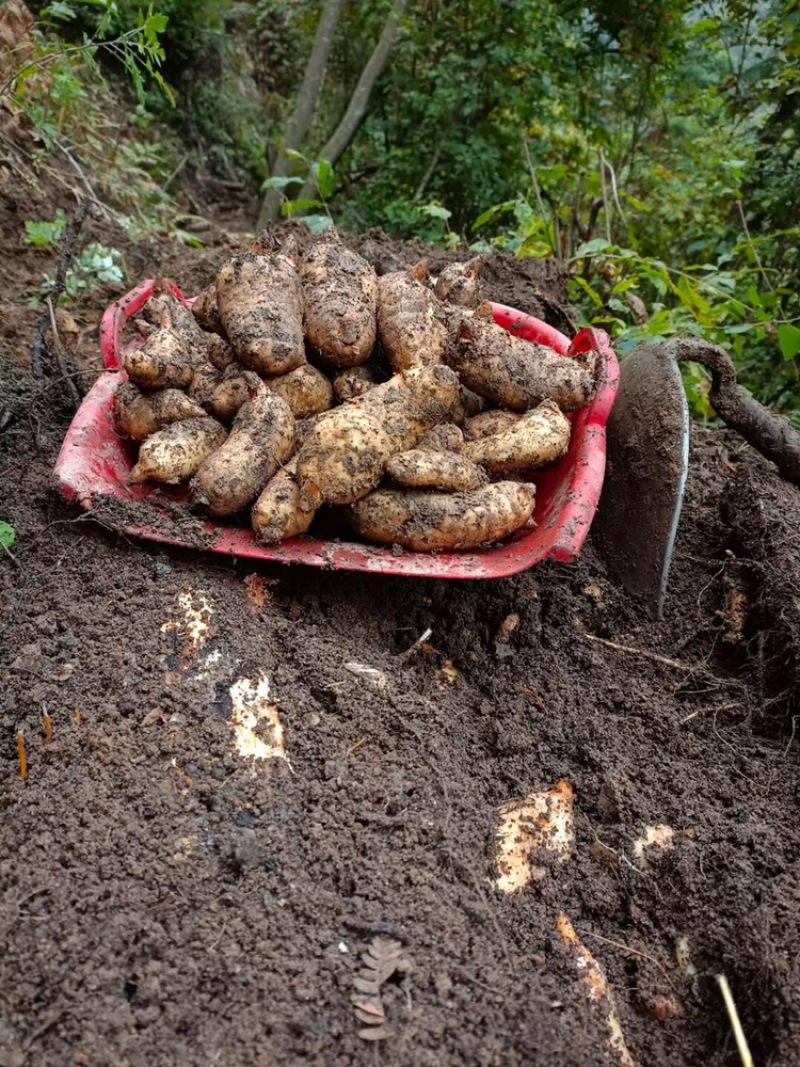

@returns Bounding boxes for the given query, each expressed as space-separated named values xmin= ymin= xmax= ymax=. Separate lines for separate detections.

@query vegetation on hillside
xmin=3 ymin=0 xmax=799 ymax=419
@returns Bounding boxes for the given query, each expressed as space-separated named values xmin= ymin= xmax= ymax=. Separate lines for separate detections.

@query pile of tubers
xmin=114 ymin=230 xmax=596 ymax=551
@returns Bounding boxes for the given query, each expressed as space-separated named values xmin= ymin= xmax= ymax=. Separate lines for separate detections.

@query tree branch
xmin=296 ymin=0 xmax=408 ymax=205
xmin=258 ymin=0 xmax=343 ymax=228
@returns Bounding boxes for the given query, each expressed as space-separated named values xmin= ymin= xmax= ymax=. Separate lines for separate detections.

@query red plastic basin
xmin=53 ymin=280 xmax=619 ymax=579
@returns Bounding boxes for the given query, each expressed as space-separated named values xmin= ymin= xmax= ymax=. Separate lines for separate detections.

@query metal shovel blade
xmin=593 ymin=342 xmax=690 ymax=619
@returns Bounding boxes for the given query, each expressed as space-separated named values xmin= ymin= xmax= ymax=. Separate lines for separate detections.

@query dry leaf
xmin=354 ymin=936 xmax=408 ymax=1043
xmin=357 ymin=1026 xmax=393 ymax=1042
xmin=244 ymin=573 xmax=274 ymax=609
xmin=345 ymin=662 xmax=388 ymax=691
xmin=353 ymin=976 xmax=380 ymax=995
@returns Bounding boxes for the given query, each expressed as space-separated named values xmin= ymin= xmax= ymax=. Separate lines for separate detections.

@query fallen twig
xmin=397 ymin=627 xmax=432 ymax=659
xmin=46 ymin=296 xmax=82 ymax=409
xmin=582 ymin=632 xmax=696 ymax=672
xmin=31 ymin=200 xmax=89 ymax=387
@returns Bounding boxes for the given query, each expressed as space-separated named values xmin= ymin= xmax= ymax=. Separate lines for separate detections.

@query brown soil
xmin=2 ymin=168 xmax=800 ymax=1067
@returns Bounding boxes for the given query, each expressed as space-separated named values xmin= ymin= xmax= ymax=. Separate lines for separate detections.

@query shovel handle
xmin=670 ymin=338 xmax=800 ymax=487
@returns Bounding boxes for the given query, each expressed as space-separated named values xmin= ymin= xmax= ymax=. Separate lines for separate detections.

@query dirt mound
xmin=2 ymin=188 xmax=800 ymax=1067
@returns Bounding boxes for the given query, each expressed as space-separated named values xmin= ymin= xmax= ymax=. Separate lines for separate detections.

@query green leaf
xmin=0 ymin=521 xmax=16 ymax=552
xmin=571 ymin=275 xmax=603 ymax=308
xmin=47 ymin=2 xmax=77 ymax=20
xmin=24 ymin=211 xmax=66 ymax=248
xmin=419 ymin=203 xmax=451 ymax=221
xmin=472 ymin=200 xmax=518 ymax=230
xmin=314 ymin=159 xmax=335 ymax=199
xmin=174 ymin=229 xmax=204 ymax=249
xmin=262 ymin=175 xmax=303 ymax=191
xmin=777 ymin=324 xmax=800 ymax=361
xmin=304 ymin=215 xmax=334 ymax=235
xmin=574 ymin=238 xmax=613 ymax=257
xmin=281 ymin=199 xmax=323 ymax=216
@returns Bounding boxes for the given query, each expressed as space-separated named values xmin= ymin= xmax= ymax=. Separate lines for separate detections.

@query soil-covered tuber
xmin=191 ymin=387 xmax=295 ymax=517
xmin=352 ymin=481 xmax=536 ymax=550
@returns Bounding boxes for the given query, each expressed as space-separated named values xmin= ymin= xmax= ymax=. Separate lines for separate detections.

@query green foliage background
xmin=8 ymin=0 xmax=800 ymax=420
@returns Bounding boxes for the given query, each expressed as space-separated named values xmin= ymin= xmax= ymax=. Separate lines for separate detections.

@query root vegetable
xmin=191 ymin=387 xmax=296 ymax=517
xmin=434 ymin=256 xmax=485 ymax=309
xmin=210 ymin=369 xmax=262 ymax=422
xmin=447 ymin=302 xmax=595 ymax=411
xmin=192 ymin=283 xmax=224 ymax=335
xmin=356 ymin=364 xmax=461 ymax=451
xmin=132 ymin=318 xmax=155 ymax=339
xmin=295 ymin=406 xmax=393 ymax=506
xmin=352 ymin=480 xmax=536 ymax=551
xmin=464 ymin=409 xmax=522 ymax=441
xmin=301 ymin=234 xmax=378 ymax=366
xmin=207 ymin=333 xmax=236 ymax=371
xmin=464 ymin=400 xmax=571 ymax=475
xmin=418 ymin=423 xmax=464 ymax=453
xmin=129 ymin=417 xmax=227 ymax=485
xmin=377 ymin=263 xmax=449 ymax=372
xmin=113 ymin=382 xmax=206 ymax=441
xmin=266 ymin=364 xmax=334 ymax=418
xmin=333 ymin=364 xmax=381 ymax=403
xmin=188 ymin=361 xmax=224 ymax=410
xmin=386 ymin=449 xmax=487 ymax=492
xmin=143 ymin=279 xmax=208 ymax=362
xmin=216 ymin=251 xmax=305 ymax=375
xmin=123 ymin=328 xmax=194 ymax=390
xmin=252 ymin=458 xmax=317 ymax=544
xmin=452 ymin=385 xmax=485 ymax=425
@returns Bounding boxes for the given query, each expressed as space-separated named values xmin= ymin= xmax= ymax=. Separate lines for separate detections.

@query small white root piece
xmin=632 ymin=824 xmax=676 ymax=869
xmin=556 ymin=914 xmax=635 ymax=1067
xmin=494 ymin=778 xmax=574 ymax=893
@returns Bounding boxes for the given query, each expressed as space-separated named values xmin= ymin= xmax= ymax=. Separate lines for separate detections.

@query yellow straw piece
xmin=717 ymin=975 xmax=754 ymax=1067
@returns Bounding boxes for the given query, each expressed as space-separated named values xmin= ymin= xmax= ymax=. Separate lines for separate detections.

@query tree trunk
xmin=295 ymin=0 xmax=408 ymax=206
xmin=258 ymin=0 xmax=343 ymax=230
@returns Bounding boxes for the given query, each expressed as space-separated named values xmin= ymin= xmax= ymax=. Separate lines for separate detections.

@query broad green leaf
xmin=24 ymin=211 xmax=66 ymax=248
xmin=777 ymin=324 xmax=800 ymax=361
